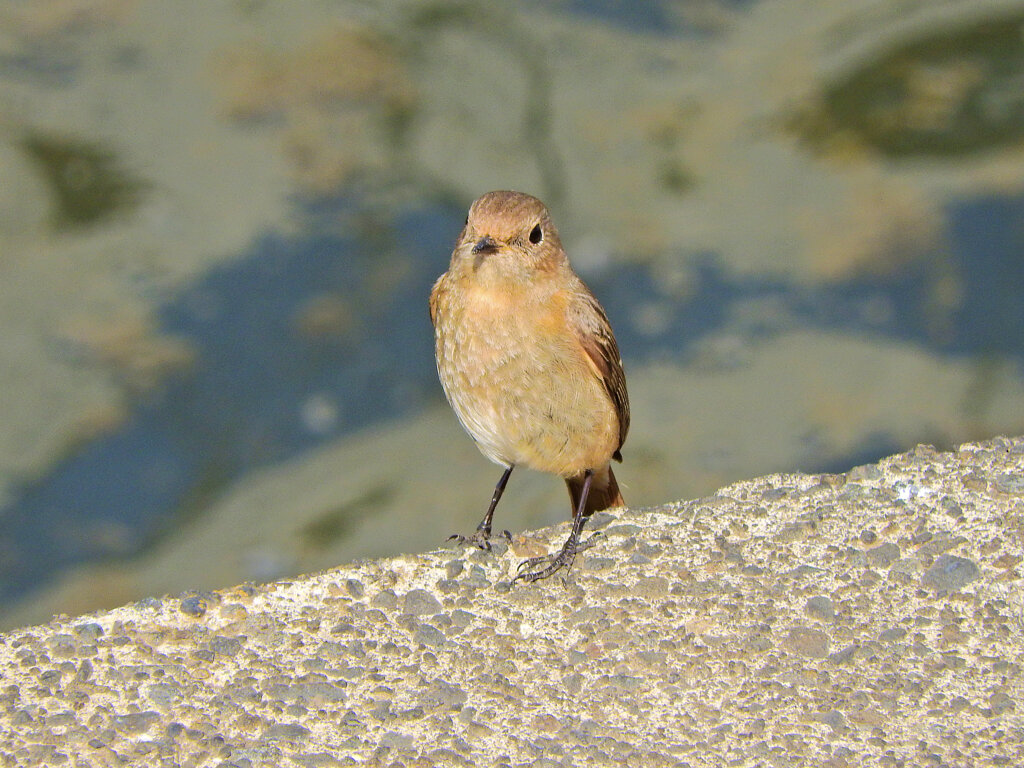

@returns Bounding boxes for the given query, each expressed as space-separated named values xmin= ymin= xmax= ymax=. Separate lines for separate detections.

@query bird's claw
xmin=510 ymin=533 xmax=601 ymax=586
xmin=447 ymin=529 xmax=491 ymax=551
xmin=447 ymin=527 xmax=510 ymax=552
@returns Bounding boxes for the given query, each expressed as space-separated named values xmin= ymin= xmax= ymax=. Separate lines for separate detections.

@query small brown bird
xmin=430 ymin=190 xmax=629 ymax=583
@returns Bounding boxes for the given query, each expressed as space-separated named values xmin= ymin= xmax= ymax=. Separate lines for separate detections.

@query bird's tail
xmin=565 ymin=465 xmax=624 ymax=517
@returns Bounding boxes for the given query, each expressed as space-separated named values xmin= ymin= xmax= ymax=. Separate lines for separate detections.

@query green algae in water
xmin=301 ymin=485 xmax=393 ymax=549
xmin=660 ymin=161 xmax=695 ymax=194
xmin=21 ymin=133 xmax=146 ymax=228
xmin=792 ymin=12 xmax=1024 ymax=157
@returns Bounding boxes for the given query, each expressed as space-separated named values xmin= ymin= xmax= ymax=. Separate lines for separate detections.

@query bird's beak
xmin=472 ymin=235 xmax=499 ymax=255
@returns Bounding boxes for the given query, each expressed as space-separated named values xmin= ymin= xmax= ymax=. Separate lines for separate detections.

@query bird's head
xmin=452 ymin=190 xmax=567 ymax=280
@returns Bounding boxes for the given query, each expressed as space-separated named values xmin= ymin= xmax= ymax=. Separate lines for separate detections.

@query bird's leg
xmin=448 ymin=465 xmax=514 ymax=551
xmin=512 ymin=469 xmax=598 ymax=585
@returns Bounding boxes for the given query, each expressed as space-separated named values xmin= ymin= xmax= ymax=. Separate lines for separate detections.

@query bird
xmin=429 ymin=190 xmax=629 ymax=584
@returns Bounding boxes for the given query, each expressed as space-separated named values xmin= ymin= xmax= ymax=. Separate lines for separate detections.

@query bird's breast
xmin=433 ymin=278 xmax=618 ymax=474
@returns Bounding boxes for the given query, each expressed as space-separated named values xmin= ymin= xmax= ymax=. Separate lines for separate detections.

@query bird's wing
xmin=571 ymin=287 xmax=630 ymax=457
xmin=429 ymin=274 xmax=446 ymax=327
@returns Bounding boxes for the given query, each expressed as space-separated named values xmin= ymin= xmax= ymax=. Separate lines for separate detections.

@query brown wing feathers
xmin=572 ymin=290 xmax=629 ymax=460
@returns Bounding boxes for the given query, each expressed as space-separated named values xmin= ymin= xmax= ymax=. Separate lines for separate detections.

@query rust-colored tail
xmin=565 ymin=465 xmax=624 ymax=517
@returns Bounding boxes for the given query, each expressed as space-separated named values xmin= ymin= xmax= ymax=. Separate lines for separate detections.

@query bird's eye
xmin=529 ymin=224 xmax=543 ymax=244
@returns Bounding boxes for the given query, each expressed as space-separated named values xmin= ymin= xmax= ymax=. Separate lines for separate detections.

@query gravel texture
xmin=1 ymin=437 xmax=1022 ymax=767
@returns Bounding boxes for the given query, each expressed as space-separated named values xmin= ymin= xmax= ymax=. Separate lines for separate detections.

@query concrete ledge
xmin=2 ymin=437 xmax=1022 ymax=766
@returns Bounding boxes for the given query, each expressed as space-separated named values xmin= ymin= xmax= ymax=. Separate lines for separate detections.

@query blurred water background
xmin=1 ymin=0 xmax=1023 ymax=628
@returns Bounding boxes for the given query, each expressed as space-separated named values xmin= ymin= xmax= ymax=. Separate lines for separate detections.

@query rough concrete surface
xmin=1 ymin=437 xmax=1022 ymax=767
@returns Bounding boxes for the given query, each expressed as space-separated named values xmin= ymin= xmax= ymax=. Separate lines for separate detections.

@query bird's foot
xmin=510 ymin=532 xmax=601 ymax=585
xmin=448 ymin=526 xmax=511 ymax=552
